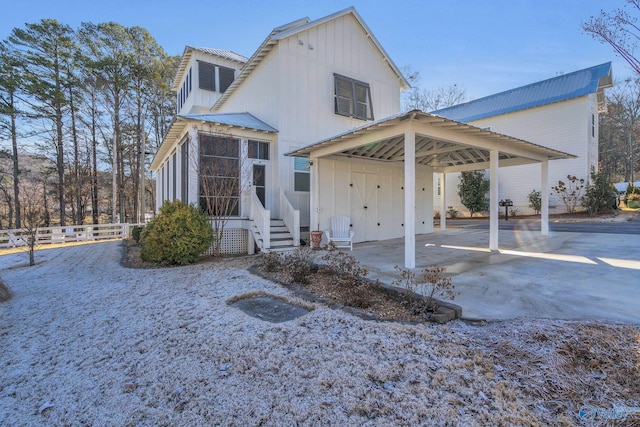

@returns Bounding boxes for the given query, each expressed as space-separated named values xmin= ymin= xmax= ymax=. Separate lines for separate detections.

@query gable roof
xmin=171 ymin=46 xmax=248 ymax=92
xmin=287 ymin=109 xmax=574 ymax=171
xmin=432 ymin=62 xmax=613 ymax=123
xmin=150 ymin=112 xmax=276 ymax=170
xmin=211 ymin=6 xmax=409 ymax=111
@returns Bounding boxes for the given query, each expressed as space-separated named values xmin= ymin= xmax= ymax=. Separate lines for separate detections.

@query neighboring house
xmin=432 ymin=63 xmax=613 ymax=215
xmin=150 ymin=7 xmax=580 ymax=266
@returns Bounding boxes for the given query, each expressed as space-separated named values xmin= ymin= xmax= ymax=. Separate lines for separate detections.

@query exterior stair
xmin=252 ymin=219 xmax=297 ymax=252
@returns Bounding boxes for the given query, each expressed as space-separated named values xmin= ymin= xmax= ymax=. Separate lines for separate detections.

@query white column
xmin=404 ymin=131 xmax=416 ymax=268
xmin=489 ymin=150 xmax=499 ymax=251
xmin=541 ymin=160 xmax=549 ymax=235
xmin=309 ymin=156 xmax=320 ymax=231
xmin=440 ymin=172 xmax=447 ymax=230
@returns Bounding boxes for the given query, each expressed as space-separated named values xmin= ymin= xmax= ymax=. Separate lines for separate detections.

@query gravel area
xmin=1 ymin=241 xmax=638 ymax=426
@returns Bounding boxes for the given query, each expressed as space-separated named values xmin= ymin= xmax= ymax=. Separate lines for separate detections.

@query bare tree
xmin=583 ymin=1 xmax=640 ymax=74
xmin=193 ymin=129 xmax=252 ymax=256
xmin=401 ymin=66 xmax=467 ymax=112
xmin=600 ymin=78 xmax=640 ymax=182
xmin=19 ymin=183 xmax=44 ymax=266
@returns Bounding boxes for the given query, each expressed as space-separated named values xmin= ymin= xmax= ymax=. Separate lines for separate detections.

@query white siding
xmin=435 ymin=96 xmax=596 ymax=215
xmin=219 ymin=14 xmax=403 ymax=217
xmin=318 ymin=157 xmax=433 ymax=243
xmin=177 ymin=52 xmax=243 ymax=115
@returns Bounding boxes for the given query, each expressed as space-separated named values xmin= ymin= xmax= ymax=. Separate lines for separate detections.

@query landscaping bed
xmin=255 ymin=246 xmax=461 ymax=324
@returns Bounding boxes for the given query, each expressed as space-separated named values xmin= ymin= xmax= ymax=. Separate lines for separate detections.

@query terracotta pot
xmin=310 ymin=230 xmax=323 ymax=250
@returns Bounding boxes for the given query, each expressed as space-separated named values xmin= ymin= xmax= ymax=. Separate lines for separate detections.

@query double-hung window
xmin=293 ymin=157 xmax=310 ymax=191
xmin=334 ymin=73 xmax=373 ymax=120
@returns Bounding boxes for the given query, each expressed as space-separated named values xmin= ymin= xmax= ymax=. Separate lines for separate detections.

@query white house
xmin=150 ymin=7 xmax=577 ymax=267
xmin=432 ymin=63 xmax=613 ymax=215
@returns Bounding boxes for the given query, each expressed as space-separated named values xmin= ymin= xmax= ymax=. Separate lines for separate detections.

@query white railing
xmin=250 ymin=187 xmax=270 ymax=249
xmin=280 ymin=188 xmax=300 ymax=247
xmin=285 ymin=191 xmax=310 ymax=228
xmin=0 ymin=223 xmax=142 ymax=248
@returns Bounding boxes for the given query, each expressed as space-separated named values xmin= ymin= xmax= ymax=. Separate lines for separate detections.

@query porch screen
xmin=199 ymin=134 xmax=240 ymax=216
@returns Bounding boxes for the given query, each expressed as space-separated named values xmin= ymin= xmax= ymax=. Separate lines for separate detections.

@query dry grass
xmin=469 ymin=319 xmax=640 ymax=425
xmin=0 ymin=276 xmax=12 ymax=302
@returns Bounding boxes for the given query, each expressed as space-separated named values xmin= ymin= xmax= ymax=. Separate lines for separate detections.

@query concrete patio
xmin=350 ymin=228 xmax=640 ymax=323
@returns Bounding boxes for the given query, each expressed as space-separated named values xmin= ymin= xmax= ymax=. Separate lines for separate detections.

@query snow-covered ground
xmin=0 ymin=242 xmax=637 ymax=425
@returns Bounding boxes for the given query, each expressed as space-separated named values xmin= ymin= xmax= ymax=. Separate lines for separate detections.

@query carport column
xmin=404 ymin=130 xmax=416 ymax=269
xmin=440 ymin=172 xmax=446 ymax=230
xmin=309 ymin=156 xmax=320 ymax=232
xmin=489 ymin=149 xmax=499 ymax=251
xmin=541 ymin=160 xmax=549 ymax=235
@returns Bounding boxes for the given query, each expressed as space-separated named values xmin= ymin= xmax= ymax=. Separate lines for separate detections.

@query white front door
xmin=351 ymin=172 xmax=379 ymax=242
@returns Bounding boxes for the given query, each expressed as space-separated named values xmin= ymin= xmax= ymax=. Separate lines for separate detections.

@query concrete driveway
xmin=350 ymin=229 xmax=640 ymax=324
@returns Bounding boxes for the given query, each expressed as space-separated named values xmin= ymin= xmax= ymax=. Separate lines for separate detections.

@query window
xmin=334 ymin=73 xmax=373 ymax=120
xmin=592 ymin=114 xmax=595 ymax=138
xmin=219 ymin=66 xmax=235 ymax=93
xmin=172 ymin=151 xmax=177 ymax=200
xmin=188 ymin=67 xmax=192 ymax=92
xmin=199 ymin=134 xmax=240 ymax=216
xmin=199 ymin=61 xmax=216 ymax=91
xmin=181 ymin=141 xmax=189 ymax=203
xmin=248 ymin=140 xmax=269 ymax=160
xmin=161 ymin=166 xmax=165 ymax=202
xmin=294 ymin=157 xmax=310 ymax=191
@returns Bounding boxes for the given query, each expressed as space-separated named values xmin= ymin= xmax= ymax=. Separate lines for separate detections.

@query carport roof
xmin=286 ymin=110 xmax=575 ymax=172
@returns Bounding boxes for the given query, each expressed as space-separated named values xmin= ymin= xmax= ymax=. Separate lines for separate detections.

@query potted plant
xmin=309 ymin=230 xmax=323 ymax=250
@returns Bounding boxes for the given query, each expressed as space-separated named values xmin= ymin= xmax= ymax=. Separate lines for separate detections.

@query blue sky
xmin=0 ymin=0 xmax=632 ymax=100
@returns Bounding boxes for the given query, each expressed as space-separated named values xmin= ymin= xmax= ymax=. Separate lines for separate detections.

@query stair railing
xmin=280 ymin=188 xmax=300 ymax=247
xmin=250 ymin=186 xmax=270 ymax=249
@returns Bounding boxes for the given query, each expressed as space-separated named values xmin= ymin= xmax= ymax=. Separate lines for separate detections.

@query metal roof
xmin=181 ymin=112 xmax=277 ymax=132
xmin=171 ymin=46 xmax=248 ymax=92
xmin=432 ymin=62 xmax=613 ymax=122
xmin=212 ymin=7 xmax=410 ymax=111
xmin=150 ymin=112 xmax=277 ymax=170
xmin=287 ymin=110 xmax=574 ymax=172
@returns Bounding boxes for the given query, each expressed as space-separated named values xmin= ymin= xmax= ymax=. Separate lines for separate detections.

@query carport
xmin=288 ymin=110 xmax=574 ymax=268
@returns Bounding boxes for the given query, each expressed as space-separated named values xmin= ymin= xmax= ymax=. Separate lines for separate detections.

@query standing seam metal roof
xmin=432 ymin=62 xmax=613 ymax=122
xmin=180 ymin=112 xmax=277 ymax=133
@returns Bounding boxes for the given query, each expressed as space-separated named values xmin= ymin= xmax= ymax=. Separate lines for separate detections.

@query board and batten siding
xmin=219 ymin=13 xmax=403 ymax=219
xmin=318 ymin=157 xmax=433 ymax=243
xmin=435 ymin=96 xmax=596 ymax=215
xmin=177 ymin=52 xmax=244 ymax=115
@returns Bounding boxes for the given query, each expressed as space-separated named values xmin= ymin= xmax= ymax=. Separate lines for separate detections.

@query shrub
xmin=457 ymin=170 xmax=490 ymax=217
xmin=131 ymin=226 xmax=145 ymax=243
xmin=582 ymin=172 xmax=616 ymax=215
xmin=528 ymin=189 xmax=542 ymax=214
xmin=140 ymin=200 xmax=214 ymax=265
xmin=392 ymin=265 xmax=455 ymax=314
xmin=0 ymin=277 xmax=13 ymax=303
xmin=509 ymin=207 xmax=520 ymax=217
xmin=321 ymin=243 xmax=369 ymax=287
xmin=280 ymin=246 xmax=317 ymax=284
xmin=261 ymin=251 xmax=284 ymax=273
xmin=628 ymin=193 xmax=640 ymax=208
xmin=447 ymin=206 xmax=459 ymax=219
xmin=552 ymin=175 xmax=585 ymax=214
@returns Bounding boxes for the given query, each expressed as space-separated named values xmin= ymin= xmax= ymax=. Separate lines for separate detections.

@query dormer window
xmin=198 ymin=61 xmax=235 ymax=93
xmin=199 ymin=61 xmax=216 ymax=91
xmin=334 ymin=73 xmax=373 ymax=120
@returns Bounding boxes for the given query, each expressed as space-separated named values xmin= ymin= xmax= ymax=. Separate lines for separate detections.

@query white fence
xmin=0 ymin=223 xmax=142 ymax=249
